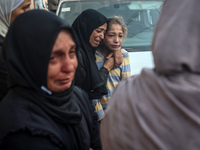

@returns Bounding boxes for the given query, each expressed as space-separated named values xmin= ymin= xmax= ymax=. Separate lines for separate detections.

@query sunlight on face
xmin=89 ymin=23 xmax=107 ymax=47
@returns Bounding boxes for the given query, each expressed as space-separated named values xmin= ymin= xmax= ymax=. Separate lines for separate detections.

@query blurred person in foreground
xmin=0 ymin=10 xmax=101 ymax=150
xmin=0 ymin=0 xmax=31 ymax=100
xmin=100 ymin=0 xmax=200 ymax=149
xmin=96 ymin=16 xmax=131 ymax=111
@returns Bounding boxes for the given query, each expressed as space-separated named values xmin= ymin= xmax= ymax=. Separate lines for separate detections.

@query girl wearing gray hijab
xmin=0 ymin=0 xmax=31 ymax=100
xmin=100 ymin=0 xmax=200 ymax=149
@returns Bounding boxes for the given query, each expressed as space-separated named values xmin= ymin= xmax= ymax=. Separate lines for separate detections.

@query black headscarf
xmin=72 ymin=9 xmax=108 ymax=99
xmin=4 ymin=9 xmax=82 ymax=125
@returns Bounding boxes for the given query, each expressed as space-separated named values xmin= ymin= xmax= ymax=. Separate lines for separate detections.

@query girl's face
xmin=104 ymin=23 xmax=123 ymax=51
xmin=10 ymin=0 xmax=31 ymax=23
xmin=47 ymin=30 xmax=78 ymax=92
xmin=89 ymin=23 xmax=107 ymax=48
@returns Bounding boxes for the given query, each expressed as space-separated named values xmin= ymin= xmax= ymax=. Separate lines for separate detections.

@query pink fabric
xmin=100 ymin=0 xmax=200 ymax=149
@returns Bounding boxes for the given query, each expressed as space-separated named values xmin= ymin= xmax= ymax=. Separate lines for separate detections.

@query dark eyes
xmin=22 ymin=5 xmax=30 ymax=11
xmin=50 ymin=50 xmax=76 ymax=60
xmin=96 ymin=30 xmax=102 ymax=33
xmin=69 ymin=50 xmax=76 ymax=54
xmin=108 ymin=34 xmax=123 ymax=38
xmin=50 ymin=56 xmax=55 ymax=60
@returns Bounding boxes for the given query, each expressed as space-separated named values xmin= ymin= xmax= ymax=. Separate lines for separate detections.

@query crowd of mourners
xmin=0 ymin=0 xmax=200 ymax=150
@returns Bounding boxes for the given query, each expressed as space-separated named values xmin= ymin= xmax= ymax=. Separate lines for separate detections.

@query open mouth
xmin=94 ymin=39 xmax=100 ymax=45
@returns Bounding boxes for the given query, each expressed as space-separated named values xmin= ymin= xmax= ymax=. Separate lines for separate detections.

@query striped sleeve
xmin=122 ymin=49 xmax=131 ymax=78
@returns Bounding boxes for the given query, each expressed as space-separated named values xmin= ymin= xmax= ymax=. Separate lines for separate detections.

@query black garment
xmin=3 ymin=131 xmax=61 ymax=150
xmin=0 ymin=87 xmax=101 ymax=150
xmin=0 ymin=10 xmax=101 ymax=150
xmin=98 ymin=67 xmax=109 ymax=84
xmin=0 ymin=35 xmax=7 ymax=100
xmin=75 ymin=51 xmax=109 ymax=98
xmin=72 ymin=9 xmax=108 ymax=99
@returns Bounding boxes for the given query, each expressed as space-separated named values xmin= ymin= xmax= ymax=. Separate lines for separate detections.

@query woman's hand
xmin=103 ymin=52 xmax=114 ymax=71
xmin=106 ymin=47 xmax=123 ymax=68
xmin=113 ymin=47 xmax=123 ymax=68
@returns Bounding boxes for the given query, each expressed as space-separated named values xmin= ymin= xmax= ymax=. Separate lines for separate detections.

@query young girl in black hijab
xmin=0 ymin=10 xmax=101 ymax=150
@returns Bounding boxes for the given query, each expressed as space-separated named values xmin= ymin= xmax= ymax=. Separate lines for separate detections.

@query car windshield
xmin=57 ymin=0 xmax=164 ymax=52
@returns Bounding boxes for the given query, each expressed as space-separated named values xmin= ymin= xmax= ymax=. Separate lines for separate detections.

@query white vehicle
xmin=56 ymin=0 xmax=164 ymax=75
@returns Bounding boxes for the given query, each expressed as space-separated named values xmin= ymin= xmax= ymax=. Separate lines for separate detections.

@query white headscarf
xmin=0 ymin=0 xmax=24 ymax=37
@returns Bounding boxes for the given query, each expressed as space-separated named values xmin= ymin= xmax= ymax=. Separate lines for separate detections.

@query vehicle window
xmin=57 ymin=0 xmax=163 ymax=52
xmin=58 ymin=1 xmax=105 ymax=25
xmin=57 ymin=0 xmax=164 ymax=75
